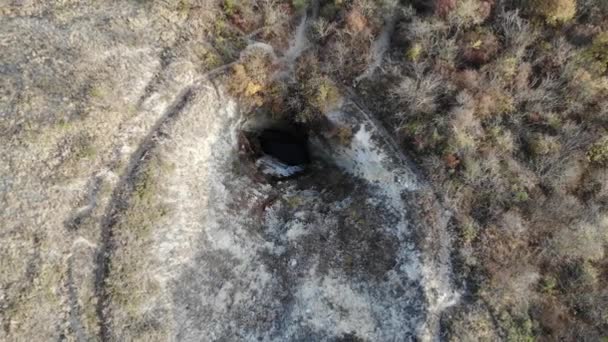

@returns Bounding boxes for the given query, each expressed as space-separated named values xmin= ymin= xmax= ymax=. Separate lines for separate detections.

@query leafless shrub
xmin=577 ymin=0 xmax=608 ymax=24
xmin=404 ymin=17 xmax=453 ymax=61
xmin=443 ymin=304 xmax=500 ymax=341
xmin=259 ymin=0 xmax=290 ymax=37
xmin=550 ymin=218 xmax=607 ymax=261
xmin=459 ymin=152 xmax=507 ymax=201
xmin=564 ymin=66 xmax=608 ymax=111
xmin=449 ymin=92 xmax=483 ymax=154
xmin=310 ymin=18 xmax=336 ymax=43
xmin=391 ymin=64 xmax=445 ymax=120
xmin=495 ymin=10 xmax=536 ymax=58
xmin=532 ymin=123 xmax=591 ymax=181
xmin=324 ymin=25 xmax=374 ymax=80
xmin=551 ymin=37 xmax=576 ymax=67
xmin=521 ymin=75 xmax=564 ymax=112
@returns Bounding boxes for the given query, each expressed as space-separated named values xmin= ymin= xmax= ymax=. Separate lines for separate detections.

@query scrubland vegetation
xmin=226 ymin=0 xmax=608 ymax=339
xmin=2 ymin=0 xmax=608 ymax=340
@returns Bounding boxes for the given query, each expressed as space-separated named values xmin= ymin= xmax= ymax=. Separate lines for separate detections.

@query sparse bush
xmin=222 ymin=0 xmax=237 ymax=17
xmin=260 ymin=1 xmax=290 ymax=39
xmin=528 ymin=133 xmax=560 ymax=157
xmin=551 ymin=219 xmax=607 ymax=261
xmin=475 ymin=88 xmax=515 ymax=117
xmin=527 ymin=0 xmax=576 ymax=24
xmin=566 ymin=67 xmax=608 ymax=107
xmin=288 ymin=53 xmax=343 ymax=122
xmin=402 ymin=17 xmax=452 ymax=62
xmin=306 ymin=76 xmax=342 ymax=115
xmin=460 ymin=219 xmax=479 ymax=243
xmin=511 ymin=184 xmax=529 ymax=203
xmin=447 ymin=0 xmax=493 ymax=28
xmin=66 ymin=131 xmax=97 ymax=161
xmin=434 ymin=0 xmax=457 ymax=17
xmin=578 ymin=32 xmax=608 ymax=75
xmin=392 ymin=67 xmax=445 ymax=117
xmin=227 ymin=48 xmax=275 ymax=107
xmin=336 ymin=125 xmax=354 ymax=145
xmin=310 ymin=18 xmax=336 ymax=43
xmin=460 ymin=28 xmax=500 ymax=66
xmin=444 ymin=304 xmax=500 ymax=341
xmin=497 ymin=10 xmax=536 ymax=58
xmin=489 ymin=126 xmax=515 ymax=154
xmin=559 ymin=260 xmax=598 ymax=292
xmin=345 ymin=7 xmax=369 ymax=34
xmin=500 ymin=312 xmax=536 ymax=342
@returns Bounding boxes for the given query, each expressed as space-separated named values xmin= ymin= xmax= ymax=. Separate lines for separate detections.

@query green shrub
xmin=226 ymin=49 xmax=275 ymax=107
xmin=579 ymin=32 xmax=608 ymax=75
xmin=513 ymin=189 xmax=529 ymax=203
xmin=294 ymin=57 xmax=342 ymax=122
xmin=587 ymin=137 xmax=608 ymax=166
xmin=311 ymin=77 xmax=341 ymax=113
xmin=460 ymin=220 xmax=478 ymax=243
xmin=539 ymin=275 xmax=557 ymax=294
xmin=406 ymin=43 xmax=423 ymax=62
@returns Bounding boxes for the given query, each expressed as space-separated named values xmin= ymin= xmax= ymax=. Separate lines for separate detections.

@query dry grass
xmin=0 ymin=0 xmax=243 ymax=340
xmin=105 ymin=155 xmax=172 ymax=340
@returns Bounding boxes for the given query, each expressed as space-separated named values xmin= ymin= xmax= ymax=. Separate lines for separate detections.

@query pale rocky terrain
xmin=0 ymin=1 xmax=458 ymax=341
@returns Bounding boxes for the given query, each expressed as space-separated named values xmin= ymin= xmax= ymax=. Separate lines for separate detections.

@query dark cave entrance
xmin=238 ymin=119 xmax=312 ymax=180
xmin=258 ymin=129 xmax=310 ymax=166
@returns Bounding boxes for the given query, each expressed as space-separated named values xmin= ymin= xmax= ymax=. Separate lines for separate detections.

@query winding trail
xmin=94 ymin=86 xmax=196 ymax=341
xmin=89 ymin=53 xmax=237 ymax=339
xmin=66 ymin=256 xmax=87 ymax=342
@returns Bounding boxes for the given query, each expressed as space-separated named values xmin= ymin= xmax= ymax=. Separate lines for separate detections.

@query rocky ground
xmin=0 ymin=1 xmax=457 ymax=341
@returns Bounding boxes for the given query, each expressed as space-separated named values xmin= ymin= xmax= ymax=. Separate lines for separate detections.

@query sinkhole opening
xmin=258 ymin=129 xmax=310 ymax=166
xmin=239 ymin=120 xmax=312 ymax=180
